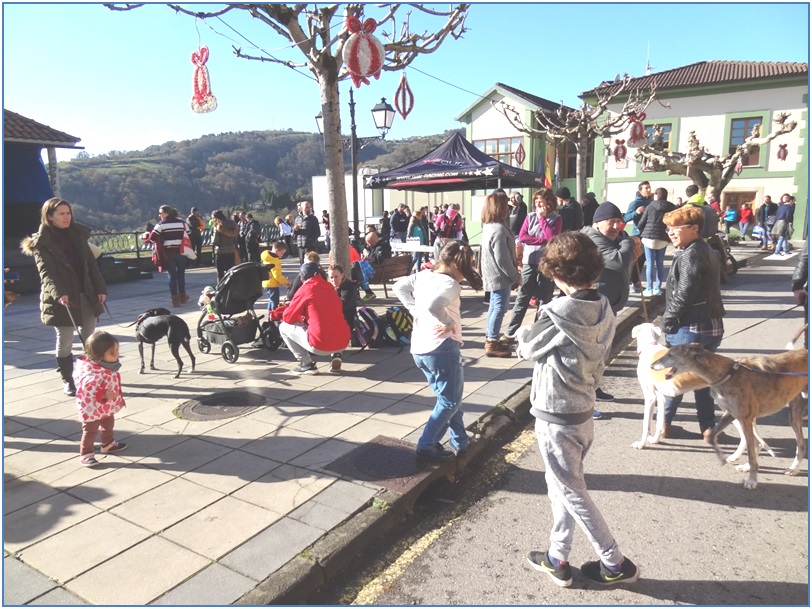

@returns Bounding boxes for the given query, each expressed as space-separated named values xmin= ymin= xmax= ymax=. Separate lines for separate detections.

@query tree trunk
xmin=574 ymin=133 xmax=589 ymax=204
xmin=318 ymin=66 xmax=350 ymax=274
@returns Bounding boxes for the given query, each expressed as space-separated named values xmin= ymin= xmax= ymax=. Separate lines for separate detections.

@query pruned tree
xmin=495 ymin=76 xmax=659 ymax=203
xmin=105 ymin=3 xmax=469 ymax=272
xmin=635 ymin=112 xmax=798 ymax=196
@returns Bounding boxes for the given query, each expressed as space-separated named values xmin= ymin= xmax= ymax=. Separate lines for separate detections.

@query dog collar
xmin=713 ymin=359 xmax=740 ymax=385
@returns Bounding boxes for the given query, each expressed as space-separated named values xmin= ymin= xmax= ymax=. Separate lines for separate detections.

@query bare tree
xmin=635 ymin=112 xmax=798 ymax=196
xmin=496 ymin=76 xmax=659 ymax=203
xmin=105 ymin=3 xmax=469 ymax=272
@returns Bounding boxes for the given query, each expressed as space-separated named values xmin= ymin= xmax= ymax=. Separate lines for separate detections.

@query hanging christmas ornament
xmin=394 ymin=72 xmax=414 ymax=119
xmin=514 ymin=142 xmax=526 ymax=166
xmin=777 ymin=144 xmax=789 ymax=161
xmin=190 ymin=46 xmax=217 ymax=113
xmin=343 ymin=16 xmax=384 ymax=88
xmin=614 ymin=139 xmax=627 ymax=162
xmin=626 ymin=112 xmax=647 ymax=147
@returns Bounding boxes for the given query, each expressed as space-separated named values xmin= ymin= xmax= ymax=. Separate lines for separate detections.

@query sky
xmin=2 ymin=2 xmax=809 ymax=160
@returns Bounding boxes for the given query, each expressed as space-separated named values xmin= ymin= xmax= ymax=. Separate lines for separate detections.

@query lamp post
xmin=316 ymin=88 xmax=395 ymax=239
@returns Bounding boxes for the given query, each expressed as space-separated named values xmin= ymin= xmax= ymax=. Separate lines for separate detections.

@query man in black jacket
xmin=244 ymin=213 xmax=262 ymax=262
xmin=661 ymin=205 xmax=726 ymax=441
xmin=555 ymin=187 xmax=584 ymax=232
xmin=390 ymin=204 xmax=410 ymax=243
xmin=508 ymin=191 xmax=528 ymax=236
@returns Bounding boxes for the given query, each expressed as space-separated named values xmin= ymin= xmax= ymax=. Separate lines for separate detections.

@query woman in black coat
xmin=21 ymin=198 xmax=107 ymax=395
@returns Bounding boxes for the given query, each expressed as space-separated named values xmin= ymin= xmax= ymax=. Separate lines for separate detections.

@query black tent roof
xmin=364 ymin=132 xmax=545 ymax=193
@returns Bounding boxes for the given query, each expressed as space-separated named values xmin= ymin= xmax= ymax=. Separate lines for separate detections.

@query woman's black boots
xmin=56 ymin=356 xmax=76 ymax=396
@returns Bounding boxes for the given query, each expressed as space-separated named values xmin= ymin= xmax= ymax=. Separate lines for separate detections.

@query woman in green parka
xmin=21 ymin=198 xmax=107 ymax=396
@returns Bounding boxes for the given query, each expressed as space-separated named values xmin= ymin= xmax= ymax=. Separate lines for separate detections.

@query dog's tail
xmin=786 ymin=324 xmax=808 ymax=350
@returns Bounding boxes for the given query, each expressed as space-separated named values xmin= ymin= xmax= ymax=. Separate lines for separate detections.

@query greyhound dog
xmin=632 ymin=323 xmax=775 ymax=457
xmin=651 ymin=343 xmax=808 ymax=489
xmin=135 ymin=307 xmax=195 ymax=379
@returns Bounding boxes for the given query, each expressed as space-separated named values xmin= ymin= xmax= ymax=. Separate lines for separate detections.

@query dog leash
xmin=63 ymin=303 xmax=87 ymax=348
xmin=722 ymin=305 xmax=801 ymax=340
xmin=102 ymin=301 xmax=141 ymax=329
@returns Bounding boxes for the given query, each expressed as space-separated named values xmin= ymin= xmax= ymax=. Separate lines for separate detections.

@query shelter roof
xmin=4 ymin=109 xmax=82 ymax=148
xmin=582 ymin=60 xmax=809 ymax=97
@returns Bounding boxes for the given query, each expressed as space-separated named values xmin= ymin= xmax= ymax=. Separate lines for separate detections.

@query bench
xmin=368 ymin=254 xmax=412 ymax=298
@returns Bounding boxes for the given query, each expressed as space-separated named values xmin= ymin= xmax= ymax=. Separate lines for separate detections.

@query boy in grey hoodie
xmin=516 ymin=231 xmax=639 ymax=588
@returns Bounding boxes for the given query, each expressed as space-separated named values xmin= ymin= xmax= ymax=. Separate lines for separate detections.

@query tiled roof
xmin=4 ymin=109 xmax=81 ymax=146
xmin=495 ymin=83 xmax=574 ymax=113
xmin=582 ymin=60 xmax=809 ymax=97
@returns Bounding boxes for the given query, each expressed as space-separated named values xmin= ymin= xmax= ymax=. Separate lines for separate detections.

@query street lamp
xmin=316 ymin=88 xmax=395 ymax=238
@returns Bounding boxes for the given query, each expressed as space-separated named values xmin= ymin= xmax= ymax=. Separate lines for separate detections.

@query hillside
xmin=60 ymin=128 xmax=462 ymax=231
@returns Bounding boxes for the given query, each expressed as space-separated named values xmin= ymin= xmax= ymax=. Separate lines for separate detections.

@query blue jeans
xmin=264 ymin=287 xmax=280 ymax=312
xmin=393 ymin=231 xmax=407 ymax=243
xmin=166 ymin=251 xmax=186 ymax=295
xmin=664 ymin=327 xmax=723 ymax=430
xmin=775 ymin=236 xmax=789 ymax=254
xmin=486 ymin=287 xmax=511 ymax=340
xmin=412 ymin=338 xmax=467 ymax=453
xmin=644 ymin=246 xmax=667 ymax=289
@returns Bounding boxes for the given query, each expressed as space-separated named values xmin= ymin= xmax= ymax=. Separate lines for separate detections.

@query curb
xmin=236 ymin=293 xmax=663 ymax=605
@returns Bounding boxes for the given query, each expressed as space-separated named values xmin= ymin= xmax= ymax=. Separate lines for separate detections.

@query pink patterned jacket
xmin=73 ymin=357 xmax=126 ymax=422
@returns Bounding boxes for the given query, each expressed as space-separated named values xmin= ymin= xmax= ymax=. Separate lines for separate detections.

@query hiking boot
xmin=485 ymin=339 xmax=511 ymax=358
xmin=171 ymin=293 xmax=181 ymax=307
xmin=580 ymin=557 xmax=639 ymax=586
xmin=179 ymin=293 xmax=189 ymax=304
xmin=527 ymin=550 xmax=572 ymax=588
xmin=56 ymin=356 xmax=76 ymax=396
xmin=330 ymin=354 xmax=342 ymax=373
xmin=662 ymin=423 xmax=673 ymax=439
xmin=595 ymin=388 xmax=614 ymax=402
xmin=295 ymin=362 xmax=318 ymax=375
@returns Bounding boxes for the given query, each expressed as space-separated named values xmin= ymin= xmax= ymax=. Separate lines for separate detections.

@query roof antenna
xmin=645 ymin=41 xmax=652 ymax=75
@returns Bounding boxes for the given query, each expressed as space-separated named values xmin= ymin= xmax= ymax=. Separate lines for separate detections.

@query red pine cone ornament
xmin=343 ymin=16 xmax=384 ymax=88
xmin=394 ymin=72 xmax=414 ymax=119
xmin=777 ymin=144 xmax=789 ymax=161
xmin=627 ymin=112 xmax=647 ymax=147
xmin=614 ymin=139 xmax=627 ymax=162
xmin=190 ymin=46 xmax=217 ymax=113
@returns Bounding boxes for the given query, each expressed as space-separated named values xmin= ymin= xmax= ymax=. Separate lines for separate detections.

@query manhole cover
xmin=174 ymin=391 xmax=265 ymax=421
xmin=326 ymin=436 xmax=434 ymax=494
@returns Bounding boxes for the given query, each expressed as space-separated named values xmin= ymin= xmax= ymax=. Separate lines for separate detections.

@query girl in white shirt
xmin=393 ymin=240 xmax=483 ymax=461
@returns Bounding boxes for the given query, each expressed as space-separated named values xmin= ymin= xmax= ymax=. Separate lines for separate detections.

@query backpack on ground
xmin=353 ymin=306 xmax=382 ymax=348
xmin=384 ymin=306 xmax=413 ymax=346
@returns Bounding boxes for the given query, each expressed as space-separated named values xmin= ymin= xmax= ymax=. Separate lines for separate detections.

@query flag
xmin=544 ymin=152 xmax=552 ymax=189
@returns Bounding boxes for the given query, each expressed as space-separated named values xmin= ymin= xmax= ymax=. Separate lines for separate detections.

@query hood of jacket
xmin=21 ymin=223 xmax=91 ymax=256
xmin=685 ymin=193 xmax=706 ymax=207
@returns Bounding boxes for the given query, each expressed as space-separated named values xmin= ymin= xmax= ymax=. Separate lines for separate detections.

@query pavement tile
xmin=3 ymin=475 xmax=60 ymax=515
xmin=64 ymin=537 xmax=210 ymax=605
xmin=109 ymin=477 xmax=224 ymax=532
xmin=219 ymin=516 xmax=323 ymax=581
xmin=161 ymin=495 xmax=282 ymax=560
xmin=137 ymin=436 xmax=234 ymax=474
xmin=371 ymin=400 xmax=432 ymax=428
xmin=151 ymin=563 xmax=258 ymax=605
xmin=109 ymin=426 xmax=189 ymax=461
xmin=288 ymin=438 xmax=358 ymax=470
xmin=239 ymin=426 xmax=326 ymax=464
xmin=4 ymin=491 xmax=102 ymax=553
xmin=335 ymin=417 xmax=416 ymax=443
xmin=287 ymin=410 xmax=366 ymax=438
xmin=231 ymin=464 xmax=335 ymax=514
xmin=26 ymin=586 xmax=87 ymax=605
xmin=180 ymin=448 xmax=282 ymax=494
xmin=288 ymin=498 xmax=350 ymax=531
xmin=18 ymin=512 xmax=151 ymax=582
xmin=2 ymin=396 xmax=67 ymax=417
xmin=244 ymin=403 xmax=319 ymax=428
xmin=30 ymin=418 xmax=81 ymax=440
xmin=25 ymin=452 xmax=115 ymax=489
xmin=3 ymin=440 xmax=77 ymax=478
xmin=199 ymin=415 xmax=280 ymax=449
xmin=327 ymin=392 xmax=397 ymax=415
xmin=66 ymin=464 xmax=175 ymax=510
xmin=3 ymin=556 xmax=57 ymax=605
xmin=3 ymin=416 xmax=31 ymax=436
xmin=310 ymin=479 xmax=379 ymax=514
xmin=286 ymin=388 xmax=355 ymax=408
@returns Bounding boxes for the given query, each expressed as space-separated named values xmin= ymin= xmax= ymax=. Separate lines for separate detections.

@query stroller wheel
xmin=222 ymin=341 xmax=239 ymax=364
xmin=198 ymin=338 xmax=211 ymax=354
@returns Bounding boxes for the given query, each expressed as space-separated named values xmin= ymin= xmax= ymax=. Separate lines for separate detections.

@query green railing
xmin=86 ymin=227 xmax=287 ymax=257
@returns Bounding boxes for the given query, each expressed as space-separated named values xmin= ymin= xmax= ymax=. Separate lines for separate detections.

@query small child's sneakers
xmin=79 ymin=454 xmax=99 ymax=467
xmin=100 ymin=441 xmax=127 ymax=454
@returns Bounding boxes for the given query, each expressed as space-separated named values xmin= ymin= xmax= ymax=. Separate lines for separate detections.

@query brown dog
xmin=651 ymin=344 xmax=808 ymax=490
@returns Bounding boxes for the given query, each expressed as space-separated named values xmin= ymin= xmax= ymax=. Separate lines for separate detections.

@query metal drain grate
xmin=174 ymin=390 xmax=265 ymax=421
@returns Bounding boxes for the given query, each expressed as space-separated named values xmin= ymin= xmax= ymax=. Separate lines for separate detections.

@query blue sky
xmin=2 ymin=2 xmax=809 ymax=159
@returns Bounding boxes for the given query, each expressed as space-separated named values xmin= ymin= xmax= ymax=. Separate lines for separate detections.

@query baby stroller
xmin=196 ymin=262 xmax=281 ymax=363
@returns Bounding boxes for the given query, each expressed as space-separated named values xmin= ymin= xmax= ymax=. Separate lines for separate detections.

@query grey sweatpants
xmin=535 ymin=417 xmax=624 ymax=567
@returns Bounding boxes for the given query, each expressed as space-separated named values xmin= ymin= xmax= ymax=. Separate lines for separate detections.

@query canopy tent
xmin=364 ymin=132 xmax=545 ymax=193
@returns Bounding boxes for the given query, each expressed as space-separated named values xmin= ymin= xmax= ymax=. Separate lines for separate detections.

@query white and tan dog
xmin=632 ymin=322 xmax=776 ymax=459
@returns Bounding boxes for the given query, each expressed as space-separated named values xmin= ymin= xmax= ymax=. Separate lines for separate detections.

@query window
xmin=729 ymin=117 xmax=762 ymax=166
xmin=557 ymin=140 xmax=594 ymax=180
xmin=473 ymin=137 xmax=524 ymax=167
xmin=645 ymin=123 xmax=672 ymax=151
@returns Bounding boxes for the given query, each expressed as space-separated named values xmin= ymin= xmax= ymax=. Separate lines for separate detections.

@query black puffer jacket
xmin=662 ymin=238 xmax=726 ymax=334
xmin=21 ymin=223 xmax=106 ymax=327
xmin=637 ymin=199 xmax=676 ymax=241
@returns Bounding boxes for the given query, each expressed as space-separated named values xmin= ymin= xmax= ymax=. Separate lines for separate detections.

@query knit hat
xmin=592 ymin=202 xmax=623 ymax=223
xmin=300 ymin=262 xmax=321 ymax=281
xmin=555 ymin=187 xmax=571 ymax=200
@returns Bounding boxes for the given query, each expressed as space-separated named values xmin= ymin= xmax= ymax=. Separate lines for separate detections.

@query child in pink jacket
xmin=73 ymin=331 xmax=127 ymax=467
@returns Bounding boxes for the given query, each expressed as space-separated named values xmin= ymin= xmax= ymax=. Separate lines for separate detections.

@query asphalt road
xmin=315 ymin=252 xmax=809 ymax=606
